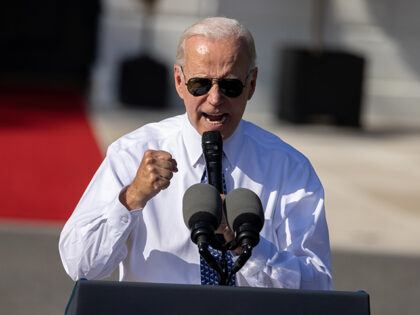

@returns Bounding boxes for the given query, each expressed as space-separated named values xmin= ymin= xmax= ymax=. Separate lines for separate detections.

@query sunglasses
xmin=180 ymin=67 xmax=247 ymax=98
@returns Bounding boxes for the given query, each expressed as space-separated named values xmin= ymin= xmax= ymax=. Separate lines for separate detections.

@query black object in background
xmin=278 ymin=48 xmax=365 ymax=127
xmin=118 ymin=54 xmax=168 ymax=108
xmin=202 ymin=131 xmax=223 ymax=194
xmin=65 ymin=280 xmax=371 ymax=315
xmin=0 ymin=0 xmax=100 ymax=88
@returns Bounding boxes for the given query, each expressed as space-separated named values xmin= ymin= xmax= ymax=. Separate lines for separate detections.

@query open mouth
xmin=203 ymin=113 xmax=227 ymax=125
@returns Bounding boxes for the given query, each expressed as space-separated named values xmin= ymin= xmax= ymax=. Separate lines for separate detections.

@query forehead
xmin=184 ymin=36 xmax=249 ymax=76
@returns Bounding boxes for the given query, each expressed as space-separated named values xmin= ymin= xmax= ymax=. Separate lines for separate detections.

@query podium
xmin=65 ymin=280 xmax=370 ymax=315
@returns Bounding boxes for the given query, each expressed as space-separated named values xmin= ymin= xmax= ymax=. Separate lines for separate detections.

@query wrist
xmin=119 ymin=185 xmax=147 ymax=210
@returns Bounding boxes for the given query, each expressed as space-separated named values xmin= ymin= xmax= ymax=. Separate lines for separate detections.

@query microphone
xmin=183 ymin=183 xmax=224 ymax=282
xmin=202 ymin=131 xmax=223 ymax=194
xmin=182 ymin=183 xmax=222 ymax=245
xmin=224 ymin=188 xmax=264 ymax=248
xmin=224 ymin=188 xmax=264 ymax=276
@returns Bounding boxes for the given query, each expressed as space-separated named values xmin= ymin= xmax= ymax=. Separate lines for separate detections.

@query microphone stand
xmin=219 ymin=248 xmax=229 ymax=285
xmin=199 ymin=236 xmax=254 ymax=286
xmin=226 ymin=243 xmax=252 ymax=285
xmin=214 ymin=234 xmax=230 ymax=285
xmin=198 ymin=241 xmax=227 ymax=285
xmin=198 ymin=234 xmax=231 ymax=285
xmin=198 ymin=243 xmax=226 ymax=284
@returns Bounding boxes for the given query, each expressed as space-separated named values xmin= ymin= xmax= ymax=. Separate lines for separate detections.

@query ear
xmin=174 ymin=64 xmax=185 ymax=100
xmin=247 ymin=67 xmax=258 ymax=100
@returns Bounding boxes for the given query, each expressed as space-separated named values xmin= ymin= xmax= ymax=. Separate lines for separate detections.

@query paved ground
xmin=1 ymin=107 xmax=420 ymax=314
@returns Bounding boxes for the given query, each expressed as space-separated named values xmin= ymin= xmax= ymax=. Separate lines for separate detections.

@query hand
xmin=216 ymin=194 xmax=243 ymax=255
xmin=119 ymin=150 xmax=178 ymax=210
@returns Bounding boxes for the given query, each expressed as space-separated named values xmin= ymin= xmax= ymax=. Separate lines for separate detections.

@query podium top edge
xmin=74 ymin=279 xmax=369 ymax=296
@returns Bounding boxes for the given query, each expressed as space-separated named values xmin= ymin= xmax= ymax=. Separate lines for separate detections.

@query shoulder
xmin=242 ymin=120 xmax=310 ymax=166
xmin=241 ymin=120 xmax=322 ymax=192
xmin=107 ymin=114 xmax=184 ymax=155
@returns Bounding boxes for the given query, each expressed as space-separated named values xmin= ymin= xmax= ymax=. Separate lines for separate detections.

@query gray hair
xmin=176 ymin=17 xmax=257 ymax=71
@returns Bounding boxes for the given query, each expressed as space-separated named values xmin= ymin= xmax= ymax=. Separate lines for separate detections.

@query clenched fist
xmin=119 ymin=150 xmax=178 ymax=210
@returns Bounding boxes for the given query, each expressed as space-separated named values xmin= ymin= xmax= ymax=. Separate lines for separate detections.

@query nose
xmin=207 ymin=81 xmax=223 ymax=106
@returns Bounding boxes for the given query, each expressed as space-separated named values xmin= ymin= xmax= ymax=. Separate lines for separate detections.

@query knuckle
xmin=145 ymin=164 xmax=155 ymax=173
xmin=143 ymin=150 xmax=152 ymax=158
xmin=144 ymin=156 xmax=154 ymax=165
xmin=153 ymin=182 xmax=163 ymax=191
xmin=160 ymin=150 xmax=172 ymax=159
xmin=149 ymin=173 xmax=158 ymax=182
xmin=143 ymin=150 xmax=157 ymax=161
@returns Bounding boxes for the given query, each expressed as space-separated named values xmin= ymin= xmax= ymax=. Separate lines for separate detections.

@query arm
xmin=59 ymin=153 xmax=133 ymax=280
xmin=236 ymin=163 xmax=333 ymax=290
xmin=59 ymin=148 xmax=177 ymax=281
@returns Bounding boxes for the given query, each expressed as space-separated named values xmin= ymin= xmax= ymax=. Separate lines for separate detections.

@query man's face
xmin=174 ymin=36 xmax=258 ymax=140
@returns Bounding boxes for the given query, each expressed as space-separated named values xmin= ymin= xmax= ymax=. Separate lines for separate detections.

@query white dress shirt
xmin=59 ymin=113 xmax=332 ymax=289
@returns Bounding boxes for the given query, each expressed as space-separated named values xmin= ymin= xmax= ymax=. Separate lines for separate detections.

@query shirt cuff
xmin=104 ymin=193 xmax=141 ymax=229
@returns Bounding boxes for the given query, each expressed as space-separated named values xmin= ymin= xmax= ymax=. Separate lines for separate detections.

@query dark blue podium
xmin=65 ymin=280 xmax=370 ymax=315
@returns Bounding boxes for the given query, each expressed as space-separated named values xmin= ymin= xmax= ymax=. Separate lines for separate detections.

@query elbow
xmin=59 ymin=236 xmax=85 ymax=281
xmin=58 ymin=233 xmax=122 ymax=281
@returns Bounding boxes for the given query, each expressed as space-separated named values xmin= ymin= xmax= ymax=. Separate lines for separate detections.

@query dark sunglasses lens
xmin=186 ymin=77 xmax=244 ymax=97
xmin=187 ymin=78 xmax=212 ymax=96
xmin=218 ymin=79 xmax=244 ymax=97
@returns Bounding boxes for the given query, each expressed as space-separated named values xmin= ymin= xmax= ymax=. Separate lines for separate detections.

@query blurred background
xmin=1 ymin=0 xmax=420 ymax=314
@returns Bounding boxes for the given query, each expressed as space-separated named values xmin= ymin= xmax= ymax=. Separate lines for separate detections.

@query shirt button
xmin=121 ymin=216 xmax=128 ymax=223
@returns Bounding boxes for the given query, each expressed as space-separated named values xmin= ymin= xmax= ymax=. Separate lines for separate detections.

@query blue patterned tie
xmin=200 ymin=169 xmax=236 ymax=286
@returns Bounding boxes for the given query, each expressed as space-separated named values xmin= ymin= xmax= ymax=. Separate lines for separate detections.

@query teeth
xmin=205 ymin=114 xmax=226 ymax=125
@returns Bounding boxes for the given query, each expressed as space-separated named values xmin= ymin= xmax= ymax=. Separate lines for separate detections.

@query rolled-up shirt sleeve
xmin=59 ymin=147 xmax=140 ymax=280
xmin=236 ymin=160 xmax=333 ymax=290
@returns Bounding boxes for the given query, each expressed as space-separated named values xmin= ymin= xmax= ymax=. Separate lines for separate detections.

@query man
xmin=59 ymin=17 xmax=332 ymax=289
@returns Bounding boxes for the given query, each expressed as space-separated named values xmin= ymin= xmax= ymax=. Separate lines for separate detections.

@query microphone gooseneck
xmin=202 ymin=131 xmax=223 ymax=194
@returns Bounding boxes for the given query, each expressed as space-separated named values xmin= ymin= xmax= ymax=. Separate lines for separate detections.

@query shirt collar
xmin=181 ymin=113 xmax=203 ymax=168
xmin=181 ymin=113 xmax=245 ymax=169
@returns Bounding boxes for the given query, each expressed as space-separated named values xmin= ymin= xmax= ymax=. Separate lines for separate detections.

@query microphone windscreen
xmin=224 ymin=188 xmax=264 ymax=233
xmin=182 ymin=183 xmax=222 ymax=231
